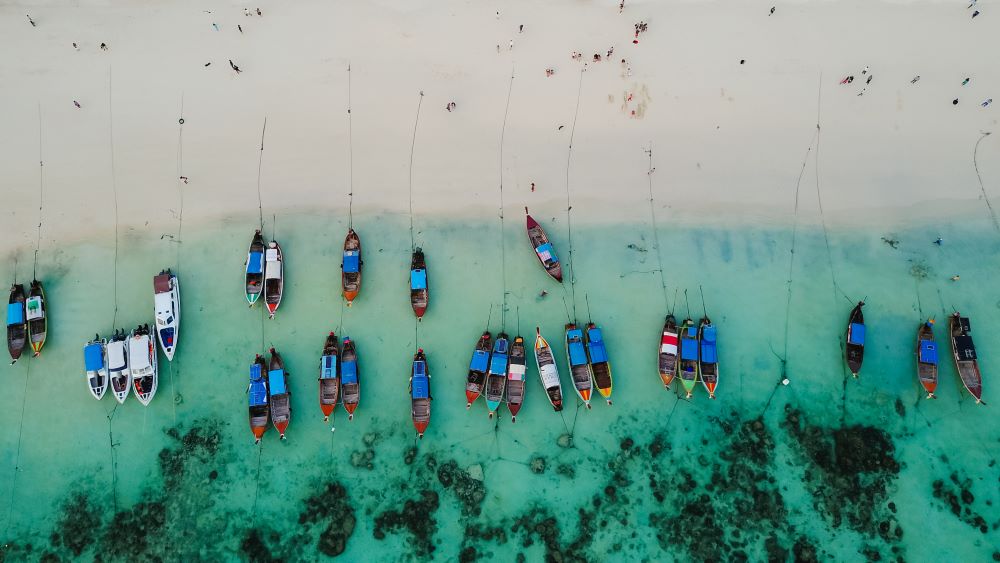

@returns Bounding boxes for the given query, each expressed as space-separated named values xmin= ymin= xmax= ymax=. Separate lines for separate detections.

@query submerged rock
xmin=298 ymin=482 xmax=357 ymax=557
xmin=436 ymin=460 xmax=487 ymax=515
xmin=373 ymin=490 xmax=440 ymax=556
xmin=51 ymin=492 xmax=101 ymax=557
xmin=529 ymin=457 xmax=546 ymax=474
xmin=557 ymin=433 xmax=574 ymax=448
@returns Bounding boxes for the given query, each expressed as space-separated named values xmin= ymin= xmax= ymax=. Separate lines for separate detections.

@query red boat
xmin=268 ymin=347 xmax=291 ymax=439
xmin=410 ymin=249 xmax=428 ymax=319
xmin=410 ymin=349 xmax=431 ymax=438
xmin=318 ymin=332 xmax=339 ymax=422
xmin=525 ymin=207 xmax=563 ymax=283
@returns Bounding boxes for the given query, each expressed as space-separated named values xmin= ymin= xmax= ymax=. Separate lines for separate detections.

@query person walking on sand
xmin=972 ymin=10 xmax=980 ymax=18
xmin=911 ymin=75 xmax=920 ymax=84
xmin=620 ymin=1 xmax=625 ymax=14
xmin=244 ymin=7 xmax=250 ymax=16
xmin=531 ymin=182 xmax=536 ymax=192
xmin=26 ymin=14 xmax=36 ymax=27
xmin=770 ymin=6 xmax=776 ymax=15
xmin=229 ymin=59 xmax=242 ymax=73
xmin=257 ymin=8 xmax=262 ymax=15
xmin=73 ymin=101 xmax=81 ymax=109
xmin=983 ymin=99 xmax=993 ymax=108
xmin=100 ymin=42 xmax=108 ymax=51
xmin=238 ymin=25 xmax=243 ymax=33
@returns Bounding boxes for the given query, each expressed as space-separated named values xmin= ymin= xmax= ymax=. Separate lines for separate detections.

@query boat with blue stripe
xmin=84 ymin=336 xmax=108 ymax=401
xmin=410 ymin=248 xmax=428 ymax=319
xmin=341 ymin=337 xmax=360 ymax=420
xmin=268 ymin=347 xmax=291 ymax=439
xmin=565 ymin=323 xmax=593 ymax=408
xmin=586 ymin=323 xmax=613 ymax=406
xmin=466 ymin=331 xmax=491 ymax=408
xmin=6 ymin=284 xmax=26 ymax=363
xmin=698 ymin=318 xmax=719 ymax=399
xmin=485 ymin=333 xmax=510 ymax=418
xmin=244 ymin=230 xmax=265 ymax=306
xmin=342 ymin=229 xmax=362 ymax=306
xmin=318 ymin=332 xmax=340 ymax=422
xmin=248 ymin=354 xmax=269 ymax=443
xmin=410 ymin=349 xmax=431 ymax=438
xmin=845 ymin=301 xmax=865 ymax=377
xmin=916 ymin=320 xmax=938 ymax=399
xmin=678 ymin=318 xmax=699 ymax=399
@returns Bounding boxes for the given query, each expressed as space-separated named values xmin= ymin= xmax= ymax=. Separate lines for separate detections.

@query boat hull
xmin=565 ymin=325 xmax=593 ymax=408
xmin=949 ymin=314 xmax=983 ymax=403
xmin=916 ymin=322 xmax=938 ymax=399
xmin=245 ymin=230 xmax=265 ymax=306
xmin=7 ymin=284 xmax=27 ymax=361
xmin=154 ymin=271 xmax=180 ymax=361
xmin=534 ymin=329 xmax=564 ymax=412
xmin=27 ymin=280 xmax=46 ymax=356
xmin=342 ymin=229 xmax=362 ymax=306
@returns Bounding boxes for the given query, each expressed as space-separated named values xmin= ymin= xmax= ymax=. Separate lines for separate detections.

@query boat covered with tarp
xmin=565 ymin=323 xmax=593 ymax=408
xmin=485 ymin=333 xmax=510 ymax=418
xmin=845 ymin=301 xmax=865 ymax=377
xmin=506 ymin=336 xmax=527 ymax=422
xmin=410 ymin=249 xmax=428 ymax=319
xmin=410 ymin=349 xmax=431 ymax=438
xmin=342 ymin=229 xmax=362 ymax=306
xmin=466 ymin=331 xmax=491 ymax=408
xmin=84 ymin=337 xmax=108 ymax=400
xmin=268 ymin=347 xmax=292 ymax=438
xmin=319 ymin=332 xmax=340 ymax=422
xmin=916 ymin=320 xmax=938 ymax=399
xmin=248 ymin=354 xmax=269 ymax=443
xmin=341 ymin=337 xmax=360 ymax=420
xmin=245 ymin=230 xmax=265 ymax=306
xmin=949 ymin=313 xmax=983 ymax=404
xmin=27 ymin=280 xmax=46 ymax=357
xmin=698 ymin=318 xmax=719 ymax=399
xmin=678 ymin=319 xmax=699 ymax=399
xmin=7 ymin=284 xmax=26 ymax=362
xmin=586 ymin=323 xmax=613 ymax=405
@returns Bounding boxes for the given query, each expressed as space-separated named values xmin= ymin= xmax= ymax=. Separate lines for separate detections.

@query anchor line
xmin=33 ymin=103 xmax=44 ymax=280
xmin=4 ymin=360 xmax=32 ymax=537
xmin=347 ymin=64 xmax=355 ymax=230
xmin=644 ymin=142 xmax=669 ymax=309
xmin=256 ymin=118 xmax=268 ymax=231
xmin=782 ymin=128 xmax=819 ymax=366
xmin=408 ymin=91 xmax=425 ymax=251
xmin=109 ymin=67 xmax=121 ymax=332
xmin=564 ymin=69 xmax=585 ymax=321
xmin=972 ymin=132 xmax=997 ymax=232
xmin=498 ymin=68 xmax=514 ymax=328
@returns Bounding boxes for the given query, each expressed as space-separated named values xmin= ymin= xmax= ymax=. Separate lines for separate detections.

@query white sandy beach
xmin=1 ymin=0 xmax=998 ymax=251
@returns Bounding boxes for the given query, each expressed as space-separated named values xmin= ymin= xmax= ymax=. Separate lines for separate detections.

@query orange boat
xmin=318 ymin=332 xmax=339 ymax=422
xmin=410 ymin=349 xmax=431 ymax=438
xmin=342 ymin=229 xmax=362 ymax=306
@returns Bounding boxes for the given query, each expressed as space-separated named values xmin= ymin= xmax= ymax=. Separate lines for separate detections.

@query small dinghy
xmin=410 ymin=248 xmax=428 ymax=319
xmin=586 ymin=323 xmax=613 ymax=406
xmin=410 ymin=349 xmax=431 ymax=438
xmin=153 ymin=270 xmax=180 ymax=361
xmin=506 ymin=336 xmax=527 ymax=422
xmin=268 ymin=347 xmax=292 ymax=439
xmin=129 ymin=324 xmax=158 ymax=406
xmin=26 ymin=280 xmax=47 ymax=357
xmin=949 ymin=313 xmax=984 ymax=404
xmin=485 ymin=333 xmax=510 ymax=418
xmin=264 ymin=240 xmax=283 ymax=319
xmin=341 ymin=337 xmax=360 ymax=420
xmin=319 ymin=332 xmax=340 ymax=422
xmin=84 ymin=336 xmax=109 ymax=400
xmin=466 ymin=331 xmax=491 ymax=408
xmin=658 ymin=315 xmax=680 ymax=389
xmin=534 ymin=328 xmax=564 ymax=412
xmin=565 ymin=323 xmax=593 ymax=409
xmin=7 ymin=284 xmax=26 ymax=363
xmin=698 ymin=317 xmax=719 ymax=399
xmin=107 ymin=330 xmax=131 ymax=403
xmin=525 ymin=208 xmax=563 ymax=283
xmin=678 ymin=319 xmax=699 ymax=399
xmin=342 ymin=229 xmax=362 ymax=306
xmin=916 ymin=320 xmax=938 ymax=399
xmin=248 ymin=354 xmax=269 ymax=444
xmin=245 ymin=230 xmax=266 ymax=306
xmin=845 ymin=301 xmax=865 ymax=377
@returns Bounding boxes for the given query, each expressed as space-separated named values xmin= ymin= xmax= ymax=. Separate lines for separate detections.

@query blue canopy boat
xmin=466 ymin=332 xmax=491 ymax=408
xmin=485 ymin=333 xmax=510 ymax=418
xmin=565 ymin=323 xmax=593 ymax=408
xmin=84 ymin=337 xmax=108 ymax=401
xmin=586 ymin=323 xmax=613 ymax=405
xmin=268 ymin=348 xmax=291 ymax=439
xmin=845 ymin=301 xmax=865 ymax=377
xmin=341 ymin=337 xmax=360 ymax=420
xmin=342 ymin=229 xmax=362 ymax=306
xmin=410 ymin=249 xmax=428 ymax=319
xmin=916 ymin=320 xmax=938 ymax=399
xmin=245 ymin=230 xmax=265 ymax=306
xmin=525 ymin=208 xmax=563 ymax=283
xmin=248 ymin=354 xmax=269 ymax=443
xmin=698 ymin=318 xmax=719 ymax=399
xmin=7 ymin=284 xmax=26 ymax=363
xmin=410 ymin=349 xmax=431 ymax=438
xmin=318 ymin=333 xmax=339 ymax=422
xmin=678 ymin=319 xmax=699 ymax=399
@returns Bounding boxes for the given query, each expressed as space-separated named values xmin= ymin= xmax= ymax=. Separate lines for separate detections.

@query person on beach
xmin=73 ymin=101 xmax=81 ymax=108
xmin=545 ymin=68 xmax=555 ymax=77
xmin=100 ymin=42 xmax=108 ymax=50
xmin=509 ymin=39 xmax=514 ymax=50
xmin=770 ymin=6 xmax=776 ymax=15
xmin=257 ymin=8 xmax=262 ymax=15
xmin=607 ymin=47 xmax=614 ymax=58
xmin=446 ymin=102 xmax=456 ymax=112
xmin=953 ymin=99 xmax=959 ymax=105
xmin=73 ymin=42 xmax=79 ymax=50
xmin=27 ymin=14 xmax=36 ymax=27
xmin=962 ymin=77 xmax=970 ymax=85
xmin=519 ymin=24 xmax=523 ymax=33
xmin=866 ymin=75 xmax=873 ymax=84
xmin=531 ymin=182 xmax=536 ymax=192
xmin=593 ymin=54 xmax=602 ymax=62
xmin=229 ymin=59 xmax=242 ymax=73
xmin=620 ymin=1 xmax=625 ymax=14
xmin=238 ymin=25 xmax=243 ymax=33
xmin=972 ymin=10 xmax=979 ymax=18
xmin=983 ymin=99 xmax=993 ymax=107
xmin=213 ymin=23 xmax=220 ymax=31
xmin=244 ymin=8 xmax=251 ymax=16
xmin=861 ymin=65 xmax=869 ymax=75
xmin=911 ymin=75 xmax=920 ymax=84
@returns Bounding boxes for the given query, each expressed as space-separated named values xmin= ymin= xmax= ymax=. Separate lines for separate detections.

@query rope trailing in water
xmin=498 ymin=67 xmax=514 ymax=328
xmin=4 ymin=361 xmax=32 ymax=537
xmin=347 ymin=64 xmax=355 ymax=230
xmin=408 ymin=91 xmax=424 ymax=251
xmin=972 ymin=131 xmax=997 ymax=232
xmin=33 ymin=103 xmax=44 ymax=280
xmin=109 ymin=66 xmax=121 ymax=332
xmin=564 ymin=68 xmax=585 ymax=321
xmin=256 ymin=118 xmax=267 ymax=231
xmin=167 ymin=93 xmax=186 ymax=426
xmin=643 ymin=142 xmax=669 ymax=310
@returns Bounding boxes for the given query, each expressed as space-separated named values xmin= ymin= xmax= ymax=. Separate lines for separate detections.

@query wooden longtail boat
xmin=525 ymin=207 xmax=563 ymax=283
xmin=6 ymin=284 xmax=26 ymax=362
xmin=248 ymin=354 xmax=269 ymax=443
xmin=678 ymin=318 xmax=699 ymax=399
xmin=845 ymin=301 xmax=865 ymax=377
xmin=485 ymin=333 xmax=510 ymax=418
xmin=26 ymin=280 xmax=46 ymax=356
xmin=319 ymin=332 xmax=340 ymax=422
xmin=466 ymin=331 xmax=491 ymax=408
xmin=83 ymin=336 xmax=108 ymax=400
xmin=949 ymin=313 xmax=984 ymax=404
xmin=107 ymin=329 xmax=131 ymax=404
xmin=245 ymin=230 xmax=265 ymax=306
xmin=534 ymin=328 xmax=564 ymax=412
xmin=268 ymin=347 xmax=292 ymax=439
xmin=916 ymin=320 xmax=938 ymax=399
xmin=129 ymin=324 xmax=158 ymax=406
xmin=565 ymin=323 xmax=593 ymax=409
xmin=586 ymin=323 xmax=613 ymax=406
xmin=342 ymin=229 xmax=362 ymax=306
xmin=410 ymin=349 xmax=431 ymax=438
xmin=410 ymin=248 xmax=428 ymax=319
xmin=341 ymin=337 xmax=360 ymax=420
xmin=153 ymin=270 xmax=180 ymax=361
xmin=264 ymin=241 xmax=284 ymax=319
xmin=506 ymin=336 xmax=527 ymax=422
xmin=658 ymin=315 xmax=679 ymax=388
xmin=698 ymin=317 xmax=719 ymax=399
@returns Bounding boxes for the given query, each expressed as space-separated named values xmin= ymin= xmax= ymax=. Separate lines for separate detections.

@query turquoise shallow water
xmin=1 ymin=210 xmax=999 ymax=561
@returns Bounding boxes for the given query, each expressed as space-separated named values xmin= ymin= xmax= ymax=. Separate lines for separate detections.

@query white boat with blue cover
xmin=107 ymin=329 xmax=131 ymax=404
xmin=485 ymin=333 xmax=509 ymax=418
xmin=84 ymin=337 xmax=109 ymax=401
xmin=153 ymin=269 xmax=180 ymax=361
xmin=130 ymin=324 xmax=158 ymax=406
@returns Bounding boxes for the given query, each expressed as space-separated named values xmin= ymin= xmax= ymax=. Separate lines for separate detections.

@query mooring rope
xmin=498 ymin=67 xmax=514 ymax=328
xmin=564 ymin=69 xmax=585 ymax=321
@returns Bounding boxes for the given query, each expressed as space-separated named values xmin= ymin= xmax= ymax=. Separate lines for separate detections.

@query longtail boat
xmin=845 ymin=301 xmax=865 ymax=377
xmin=410 ymin=248 xmax=428 ymax=319
xmin=534 ymin=328 xmax=563 ymax=411
xmin=916 ymin=320 xmax=938 ymax=399
xmin=83 ymin=336 xmax=108 ymax=400
xmin=678 ymin=318 xmax=699 ymax=399
xmin=525 ymin=208 xmax=563 ymax=283
xmin=6 ymin=284 xmax=26 ymax=362
xmin=949 ymin=313 xmax=984 ymax=404
xmin=268 ymin=347 xmax=292 ymax=438
xmin=586 ymin=323 xmax=613 ymax=405
xmin=319 ymin=332 xmax=340 ymax=422
xmin=248 ymin=354 xmax=269 ymax=443
xmin=153 ymin=270 xmax=180 ymax=361
xmin=410 ymin=349 xmax=431 ymax=438
xmin=342 ymin=229 xmax=362 ymax=306
xmin=264 ymin=241 xmax=284 ymax=319
xmin=658 ymin=315 xmax=679 ymax=389
xmin=26 ymin=280 xmax=46 ymax=356
xmin=129 ymin=324 xmax=158 ymax=406
xmin=341 ymin=337 xmax=360 ymax=420
xmin=565 ymin=323 xmax=593 ymax=409
xmin=485 ymin=333 xmax=510 ymax=418
xmin=465 ymin=331 xmax=491 ymax=408
xmin=506 ymin=336 xmax=527 ymax=422
xmin=245 ymin=230 xmax=265 ymax=306
xmin=698 ymin=317 xmax=719 ymax=399
xmin=107 ymin=329 xmax=131 ymax=403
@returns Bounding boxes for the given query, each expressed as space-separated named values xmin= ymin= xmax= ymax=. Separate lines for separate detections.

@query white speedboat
xmin=153 ymin=269 xmax=180 ymax=361
xmin=107 ymin=329 xmax=131 ymax=404
xmin=129 ymin=324 xmax=158 ymax=406
xmin=84 ymin=336 xmax=109 ymax=400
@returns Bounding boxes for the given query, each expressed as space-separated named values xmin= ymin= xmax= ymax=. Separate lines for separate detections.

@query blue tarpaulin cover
xmin=848 ymin=323 xmax=866 ymax=346
xmin=700 ymin=341 xmax=718 ymax=364
xmin=919 ymin=340 xmax=938 ymax=365
xmin=412 ymin=361 xmax=429 ymax=398
xmin=341 ymin=359 xmax=358 ymax=384
xmin=268 ymin=369 xmax=287 ymax=395
xmin=470 ymin=349 xmax=489 ymax=372
xmin=321 ymin=355 xmax=337 ymax=379
xmin=536 ymin=242 xmax=557 ymax=262
xmin=567 ymin=330 xmax=588 ymax=365
xmin=84 ymin=343 xmax=104 ymax=371
xmin=249 ymin=364 xmax=268 ymax=406
xmin=411 ymin=269 xmax=427 ymax=290
xmin=343 ymin=251 xmax=360 ymax=273
xmin=490 ymin=353 xmax=509 ymax=374
xmin=247 ymin=251 xmax=263 ymax=274
xmin=587 ymin=328 xmax=609 ymax=363
xmin=7 ymin=303 xmax=24 ymax=325
xmin=681 ymin=335 xmax=698 ymax=360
